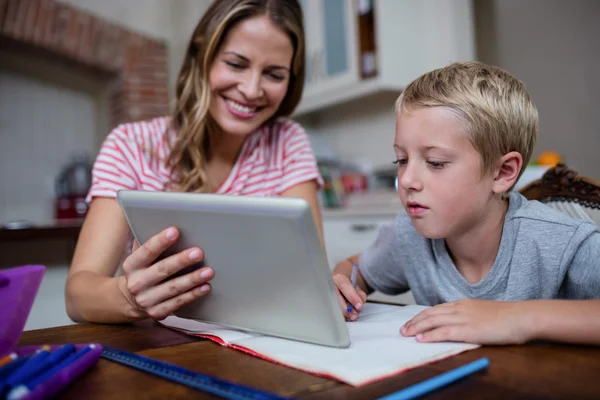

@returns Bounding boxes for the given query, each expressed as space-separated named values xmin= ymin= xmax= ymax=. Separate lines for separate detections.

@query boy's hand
xmin=333 ymin=273 xmax=368 ymax=321
xmin=400 ymin=299 xmax=534 ymax=345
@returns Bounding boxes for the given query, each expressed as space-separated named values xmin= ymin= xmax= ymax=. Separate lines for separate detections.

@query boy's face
xmin=394 ymin=107 xmax=495 ymax=239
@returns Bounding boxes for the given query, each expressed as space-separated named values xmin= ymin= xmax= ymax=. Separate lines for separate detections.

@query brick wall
xmin=0 ymin=0 xmax=169 ymax=127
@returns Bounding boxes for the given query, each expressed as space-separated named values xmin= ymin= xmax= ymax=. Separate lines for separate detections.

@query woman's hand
xmin=400 ymin=299 xmax=534 ymax=345
xmin=119 ymin=226 xmax=215 ymax=321
xmin=333 ymin=273 xmax=368 ymax=321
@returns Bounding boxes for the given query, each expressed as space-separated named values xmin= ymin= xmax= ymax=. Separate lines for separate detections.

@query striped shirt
xmin=87 ymin=116 xmax=323 ymax=202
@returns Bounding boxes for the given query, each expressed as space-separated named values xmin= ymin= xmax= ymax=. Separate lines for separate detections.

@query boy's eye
xmin=393 ymin=158 xmax=407 ymax=166
xmin=427 ymin=160 xmax=447 ymax=169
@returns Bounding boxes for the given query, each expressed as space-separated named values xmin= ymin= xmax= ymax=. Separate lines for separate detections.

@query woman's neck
xmin=209 ymin=131 xmax=247 ymax=165
xmin=444 ymin=197 xmax=509 ymax=284
xmin=204 ymin=128 xmax=250 ymax=192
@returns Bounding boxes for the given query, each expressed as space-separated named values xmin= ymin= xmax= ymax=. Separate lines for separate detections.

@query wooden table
xmin=19 ymin=320 xmax=600 ymax=399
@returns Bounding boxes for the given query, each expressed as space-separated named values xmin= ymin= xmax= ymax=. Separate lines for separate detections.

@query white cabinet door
xmin=294 ymin=0 xmax=476 ymax=116
xmin=299 ymin=0 xmax=358 ymax=96
xmin=323 ymin=216 xmax=388 ymax=268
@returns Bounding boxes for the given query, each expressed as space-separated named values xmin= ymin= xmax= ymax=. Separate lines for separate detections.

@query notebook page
xmin=160 ymin=315 xmax=259 ymax=343
xmin=230 ymin=304 xmax=479 ymax=386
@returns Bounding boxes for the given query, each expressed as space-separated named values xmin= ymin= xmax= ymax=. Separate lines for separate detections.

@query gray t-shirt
xmin=360 ymin=191 xmax=600 ymax=305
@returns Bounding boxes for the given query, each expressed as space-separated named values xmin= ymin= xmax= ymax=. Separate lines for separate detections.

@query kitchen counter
xmin=321 ymin=205 xmax=403 ymax=218
xmin=321 ymin=189 xmax=403 ymax=218
xmin=0 ymin=219 xmax=83 ymax=241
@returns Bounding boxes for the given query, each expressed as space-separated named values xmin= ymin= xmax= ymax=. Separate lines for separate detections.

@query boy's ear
xmin=492 ymin=151 xmax=523 ymax=195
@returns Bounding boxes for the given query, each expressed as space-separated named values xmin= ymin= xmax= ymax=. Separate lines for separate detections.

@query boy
xmin=334 ymin=62 xmax=600 ymax=345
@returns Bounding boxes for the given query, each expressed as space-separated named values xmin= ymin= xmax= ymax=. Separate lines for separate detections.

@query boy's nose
xmin=399 ymin=165 xmax=423 ymax=191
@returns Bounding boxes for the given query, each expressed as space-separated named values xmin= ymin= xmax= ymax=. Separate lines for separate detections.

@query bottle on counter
xmin=356 ymin=0 xmax=377 ymax=79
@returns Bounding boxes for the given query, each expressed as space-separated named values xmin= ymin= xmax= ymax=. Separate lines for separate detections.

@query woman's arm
xmin=280 ymin=180 xmax=325 ymax=248
xmin=67 ymin=196 xmax=218 ymax=324
xmin=65 ymin=198 xmax=140 ymax=323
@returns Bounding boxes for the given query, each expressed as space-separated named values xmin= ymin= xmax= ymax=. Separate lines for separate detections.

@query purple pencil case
xmin=0 ymin=265 xmax=103 ymax=400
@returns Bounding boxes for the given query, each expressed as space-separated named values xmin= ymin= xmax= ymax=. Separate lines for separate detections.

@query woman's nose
xmin=239 ymin=73 xmax=263 ymax=100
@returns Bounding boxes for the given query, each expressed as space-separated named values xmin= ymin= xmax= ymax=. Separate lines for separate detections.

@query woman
xmin=65 ymin=0 xmax=323 ymax=324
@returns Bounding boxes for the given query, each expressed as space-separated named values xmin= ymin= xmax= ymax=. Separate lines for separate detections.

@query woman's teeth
xmin=227 ymin=99 xmax=257 ymax=114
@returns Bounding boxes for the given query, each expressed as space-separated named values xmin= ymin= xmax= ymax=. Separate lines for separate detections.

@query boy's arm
xmin=403 ymin=226 xmax=600 ymax=345
xmin=527 ymin=299 xmax=600 ymax=344
xmin=529 ymin=228 xmax=600 ymax=343
xmin=401 ymin=298 xmax=600 ymax=345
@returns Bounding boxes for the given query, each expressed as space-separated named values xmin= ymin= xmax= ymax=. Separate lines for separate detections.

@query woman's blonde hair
xmin=395 ymin=61 xmax=538 ymax=191
xmin=167 ymin=0 xmax=305 ymax=192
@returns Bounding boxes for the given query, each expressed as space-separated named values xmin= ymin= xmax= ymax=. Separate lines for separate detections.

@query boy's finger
xmin=332 ymin=275 xmax=363 ymax=316
xmin=335 ymin=290 xmax=350 ymax=318
xmin=357 ymin=288 xmax=368 ymax=304
xmin=339 ymin=281 xmax=363 ymax=309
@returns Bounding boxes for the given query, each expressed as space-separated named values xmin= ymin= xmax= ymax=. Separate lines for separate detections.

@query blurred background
xmin=1 ymin=0 xmax=598 ymax=329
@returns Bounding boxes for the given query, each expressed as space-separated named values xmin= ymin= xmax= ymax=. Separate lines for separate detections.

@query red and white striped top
xmin=87 ymin=116 xmax=323 ymax=202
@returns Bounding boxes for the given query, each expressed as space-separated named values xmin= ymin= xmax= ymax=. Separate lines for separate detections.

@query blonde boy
xmin=334 ymin=62 xmax=600 ymax=345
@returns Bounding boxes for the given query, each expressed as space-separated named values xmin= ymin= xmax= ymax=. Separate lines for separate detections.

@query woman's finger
xmin=123 ymin=227 xmax=179 ymax=275
xmin=126 ymin=246 xmax=204 ymax=296
xmin=145 ymin=283 xmax=212 ymax=321
xmin=135 ymin=265 xmax=214 ymax=308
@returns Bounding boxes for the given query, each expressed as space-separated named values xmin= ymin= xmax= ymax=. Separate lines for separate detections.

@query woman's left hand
xmin=400 ymin=299 xmax=534 ymax=345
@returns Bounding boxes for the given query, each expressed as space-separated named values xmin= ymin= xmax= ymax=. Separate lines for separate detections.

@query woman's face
xmin=208 ymin=15 xmax=294 ymax=137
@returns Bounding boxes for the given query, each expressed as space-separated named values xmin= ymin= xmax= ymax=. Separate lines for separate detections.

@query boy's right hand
xmin=119 ymin=226 xmax=214 ymax=321
xmin=333 ymin=273 xmax=367 ymax=321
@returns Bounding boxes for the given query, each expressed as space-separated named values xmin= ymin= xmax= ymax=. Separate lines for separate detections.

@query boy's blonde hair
xmin=395 ymin=61 xmax=538 ymax=190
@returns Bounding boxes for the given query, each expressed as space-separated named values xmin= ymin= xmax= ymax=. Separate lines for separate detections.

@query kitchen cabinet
xmin=323 ymin=214 xmax=390 ymax=268
xmin=295 ymin=0 xmax=475 ymax=116
xmin=323 ymin=212 xmax=416 ymax=304
xmin=299 ymin=0 xmax=358 ymax=99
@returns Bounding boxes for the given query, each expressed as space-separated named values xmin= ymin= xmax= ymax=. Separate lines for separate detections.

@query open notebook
xmin=160 ymin=303 xmax=479 ymax=386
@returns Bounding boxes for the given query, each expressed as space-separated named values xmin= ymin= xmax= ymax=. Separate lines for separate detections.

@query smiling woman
xmin=65 ymin=0 xmax=325 ymax=324
xmin=209 ymin=17 xmax=294 ymax=135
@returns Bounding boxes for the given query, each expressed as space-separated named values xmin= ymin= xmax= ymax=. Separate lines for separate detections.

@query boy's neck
xmin=445 ymin=197 xmax=510 ymax=284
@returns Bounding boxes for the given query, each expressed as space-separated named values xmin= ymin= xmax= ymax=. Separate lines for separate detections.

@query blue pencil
xmin=4 ymin=349 xmax=51 ymax=388
xmin=347 ymin=262 xmax=359 ymax=313
xmin=377 ymin=358 xmax=490 ymax=400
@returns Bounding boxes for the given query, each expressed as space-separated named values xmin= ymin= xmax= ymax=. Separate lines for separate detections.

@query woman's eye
xmin=428 ymin=161 xmax=447 ymax=169
xmin=225 ymin=61 xmax=244 ymax=69
xmin=266 ymin=72 xmax=285 ymax=81
xmin=393 ymin=159 xmax=407 ymax=166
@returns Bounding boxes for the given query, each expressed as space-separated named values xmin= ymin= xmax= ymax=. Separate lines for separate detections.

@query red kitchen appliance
xmin=54 ymin=154 xmax=92 ymax=220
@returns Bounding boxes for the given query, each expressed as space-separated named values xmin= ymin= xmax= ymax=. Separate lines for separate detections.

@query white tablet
xmin=116 ymin=190 xmax=350 ymax=348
